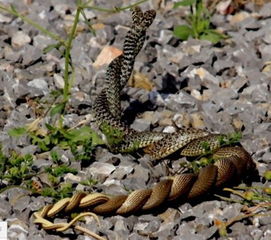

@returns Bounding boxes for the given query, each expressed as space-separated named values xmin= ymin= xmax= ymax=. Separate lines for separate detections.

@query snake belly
xmin=34 ymin=6 xmax=256 ymax=235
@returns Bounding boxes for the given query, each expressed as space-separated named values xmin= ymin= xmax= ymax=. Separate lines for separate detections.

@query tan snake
xmin=34 ymin=7 xmax=256 ymax=239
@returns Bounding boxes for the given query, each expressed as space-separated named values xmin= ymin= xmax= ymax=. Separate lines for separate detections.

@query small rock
xmin=100 ymin=179 xmax=126 ymax=195
xmin=27 ymin=78 xmax=49 ymax=95
xmin=163 ymin=126 xmax=176 ymax=133
xmin=191 ymin=113 xmax=205 ymax=129
xmin=173 ymin=112 xmax=191 ymax=128
xmin=110 ymin=165 xmax=134 ymax=180
xmin=64 ymin=173 xmax=82 ymax=183
xmin=4 ymin=46 xmax=22 ymax=62
xmin=128 ymin=72 xmax=153 ymax=91
xmin=191 ymin=89 xmax=202 ymax=100
xmin=165 ymin=91 xmax=197 ymax=111
xmin=0 ymin=13 xmax=12 ymax=23
xmin=22 ymin=45 xmax=42 ymax=66
xmin=213 ymin=59 xmax=235 ymax=73
xmin=0 ymin=200 xmax=12 ymax=219
xmin=87 ymin=162 xmax=116 ymax=182
xmin=53 ymin=73 xmax=64 ymax=89
xmin=12 ymin=195 xmax=31 ymax=211
xmin=12 ymin=31 xmax=31 ymax=48
xmin=188 ymin=67 xmax=220 ymax=86
xmin=8 ymin=219 xmax=28 ymax=240
xmin=232 ymin=117 xmax=244 ymax=130
xmin=114 ymin=218 xmax=130 ymax=236
xmin=259 ymin=3 xmax=271 ymax=18
xmin=259 ymin=216 xmax=271 ymax=226
xmin=158 ymin=110 xmax=174 ymax=126
xmin=28 ymin=196 xmax=51 ymax=211
xmin=159 ymin=208 xmax=180 ymax=223
xmin=131 ymin=118 xmax=151 ymax=132
xmin=33 ymin=35 xmax=54 ymax=50
xmin=229 ymin=11 xmax=250 ymax=25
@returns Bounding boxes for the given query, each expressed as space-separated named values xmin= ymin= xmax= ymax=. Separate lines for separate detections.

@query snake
xmin=34 ymin=7 xmax=256 ymax=239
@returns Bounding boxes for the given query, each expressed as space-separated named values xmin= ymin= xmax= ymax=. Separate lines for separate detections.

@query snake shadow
xmin=121 ymin=97 xmax=157 ymax=126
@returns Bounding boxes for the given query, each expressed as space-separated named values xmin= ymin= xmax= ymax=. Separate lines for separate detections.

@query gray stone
xmin=28 ymin=196 xmax=50 ymax=211
xmin=4 ymin=46 xmax=22 ymax=62
xmin=22 ymin=45 xmax=42 ymax=66
xmin=0 ymin=13 xmax=12 ymax=23
xmin=0 ymin=199 xmax=12 ymax=219
xmin=27 ymin=78 xmax=49 ymax=95
xmin=33 ymin=35 xmax=55 ymax=50
xmin=213 ymin=59 xmax=235 ymax=73
xmin=259 ymin=3 xmax=271 ymax=18
xmin=87 ymin=162 xmax=116 ymax=182
xmin=131 ymin=118 xmax=151 ymax=132
xmin=164 ymin=91 xmax=198 ymax=111
xmin=259 ymin=216 xmax=271 ymax=226
xmin=110 ymin=165 xmax=134 ymax=180
xmin=12 ymin=195 xmax=31 ymax=211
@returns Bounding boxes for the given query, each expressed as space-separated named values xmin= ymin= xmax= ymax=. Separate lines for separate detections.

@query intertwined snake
xmin=34 ymin=7 xmax=256 ymax=239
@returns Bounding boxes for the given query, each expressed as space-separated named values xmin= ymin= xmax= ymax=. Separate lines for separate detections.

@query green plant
xmin=80 ymin=178 xmax=98 ymax=186
xmin=45 ymin=164 xmax=78 ymax=178
xmin=173 ymin=0 xmax=226 ymax=43
xmin=9 ymin=122 xmax=104 ymax=162
xmin=40 ymin=183 xmax=74 ymax=200
xmin=0 ymin=146 xmax=35 ymax=185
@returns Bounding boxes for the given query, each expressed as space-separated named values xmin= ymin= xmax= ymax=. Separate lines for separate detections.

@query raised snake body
xmin=34 ymin=7 xmax=256 ymax=237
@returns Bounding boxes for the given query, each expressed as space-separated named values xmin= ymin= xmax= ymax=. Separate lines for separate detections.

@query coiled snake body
xmin=34 ymin=7 xmax=255 ymax=238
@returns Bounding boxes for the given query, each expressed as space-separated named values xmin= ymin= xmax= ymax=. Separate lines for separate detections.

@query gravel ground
xmin=0 ymin=0 xmax=271 ymax=240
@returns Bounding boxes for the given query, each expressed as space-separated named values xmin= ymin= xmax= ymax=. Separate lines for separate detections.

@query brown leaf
xmin=93 ymin=46 xmax=122 ymax=68
xmin=128 ymin=71 xmax=154 ymax=91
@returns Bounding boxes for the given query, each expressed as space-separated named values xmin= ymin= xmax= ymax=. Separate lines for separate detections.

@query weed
xmin=40 ymin=183 xmax=74 ymax=200
xmin=218 ymin=132 xmax=242 ymax=146
xmin=80 ymin=178 xmax=98 ymax=187
xmin=45 ymin=165 xmax=78 ymax=178
xmin=0 ymin=147 xmax=35 ymax=185
xmin=214 ymin=172 xmax=271 ymax=237
xmin=173 ymin=0 xmax=227 ymax=43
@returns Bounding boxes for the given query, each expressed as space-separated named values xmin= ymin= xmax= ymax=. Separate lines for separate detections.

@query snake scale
xmin=34 ymin=7 xmax=256 ymax=238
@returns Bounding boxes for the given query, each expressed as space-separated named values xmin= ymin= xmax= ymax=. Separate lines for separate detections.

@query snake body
xmin=34 ymin=7 xmax=256 ymax=237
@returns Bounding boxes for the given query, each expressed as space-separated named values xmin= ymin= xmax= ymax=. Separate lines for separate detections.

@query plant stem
xmin=63 ymin=6 xmax=81 ymax=103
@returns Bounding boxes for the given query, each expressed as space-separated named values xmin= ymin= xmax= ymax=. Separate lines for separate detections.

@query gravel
xmin=0 ymin=0 xmax=270 ymax=240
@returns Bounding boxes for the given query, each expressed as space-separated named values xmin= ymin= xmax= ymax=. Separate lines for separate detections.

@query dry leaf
xmin=128 ymin=71 xmax=154 ymax=91
xmin=93 ymin=46 xmax=122 ymax=68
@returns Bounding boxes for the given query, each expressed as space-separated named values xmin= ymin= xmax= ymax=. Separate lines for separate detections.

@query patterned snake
xmin=34 ymin=7 xmax=256 ymax=239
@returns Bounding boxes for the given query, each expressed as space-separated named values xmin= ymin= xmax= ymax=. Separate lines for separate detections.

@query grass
xmin=173 ymin=0 xmax=227 ymax=43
